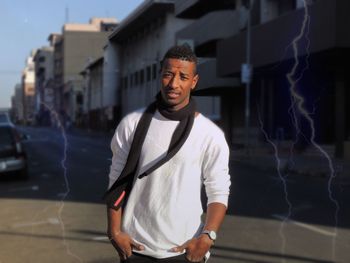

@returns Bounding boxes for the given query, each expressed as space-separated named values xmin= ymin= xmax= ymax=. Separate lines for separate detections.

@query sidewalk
xmin=230 ymin=142 xmax=350 ymax=182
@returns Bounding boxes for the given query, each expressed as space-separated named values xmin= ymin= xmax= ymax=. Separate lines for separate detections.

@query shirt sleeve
xmin=107 ymin=115 xmax=135 ymax=190
xmin=202 ymin=131 xmax=231 ymax=208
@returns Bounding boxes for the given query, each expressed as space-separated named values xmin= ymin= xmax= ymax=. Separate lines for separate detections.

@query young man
xmin=106 ymin=45 xmax=231 ymax=263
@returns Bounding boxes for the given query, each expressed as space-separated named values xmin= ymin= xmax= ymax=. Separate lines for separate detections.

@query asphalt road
xmin=0 ymin=126 xmax=349 ymax=263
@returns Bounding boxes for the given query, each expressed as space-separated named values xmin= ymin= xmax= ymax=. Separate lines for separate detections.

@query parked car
xmin=0 ymin=112 xmax=11 ymax=124
xmin=0 ymin=123 xmax=28 ymax=179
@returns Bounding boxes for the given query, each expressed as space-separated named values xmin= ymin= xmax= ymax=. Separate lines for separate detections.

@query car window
xmin=0 ymin=114 xmax=9 ymax=123
xmin=0 ymin=127 xmax=14 ymax=146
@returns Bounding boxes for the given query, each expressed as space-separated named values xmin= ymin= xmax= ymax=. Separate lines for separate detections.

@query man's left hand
xmin=171 ymin=234 xmax=213 ymax=262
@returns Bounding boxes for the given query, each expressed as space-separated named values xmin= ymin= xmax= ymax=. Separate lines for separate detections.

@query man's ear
xmin=191 ymin=74 xmax=199 ymax=90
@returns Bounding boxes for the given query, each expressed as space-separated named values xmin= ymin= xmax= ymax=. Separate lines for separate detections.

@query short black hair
xmin=160 ymin=44 xmax=198 ymax=73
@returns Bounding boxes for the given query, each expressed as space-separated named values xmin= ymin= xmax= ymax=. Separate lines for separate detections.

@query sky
xmin=0 ymin=0 xmax=144 ymax=108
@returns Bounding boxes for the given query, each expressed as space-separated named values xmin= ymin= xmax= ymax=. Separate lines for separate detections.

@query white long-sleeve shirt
xmin=108 ymin=109 xmax=231 ymax=259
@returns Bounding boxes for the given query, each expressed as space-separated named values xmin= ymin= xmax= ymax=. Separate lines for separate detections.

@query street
xmin=0 ymin=127 xmax=349 ymax=263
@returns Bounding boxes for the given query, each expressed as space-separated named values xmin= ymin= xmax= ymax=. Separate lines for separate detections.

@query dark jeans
xmin=120 ymin=252 xmax=205 ymax=263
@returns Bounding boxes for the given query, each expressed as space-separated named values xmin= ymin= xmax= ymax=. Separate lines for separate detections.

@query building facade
xmin=172 ymin=0 xmax=350 ymax=159
xmin=107 ymin=0 xmax=220 ymax=121
xmin=81 ymin=57 xmax=108 ymax=130
xmin=215 ymin=0 xmax=350 ymax=157
xmin=33 ymin=46 xmax=54 ymax=125
xmin=22 ymin=51 xmax=36 ymax=125
xmin=175 ymin=0 xmax=241 ymax=145
xmin=54 ymin=18 xmax=117 ymax=125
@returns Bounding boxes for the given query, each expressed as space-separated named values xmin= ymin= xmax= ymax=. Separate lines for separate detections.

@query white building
xmin=22 ymin=51 xmax=36 ymax=124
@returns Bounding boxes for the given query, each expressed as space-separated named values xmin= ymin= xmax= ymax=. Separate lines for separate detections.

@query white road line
xmin=272 ymin=214 xmax=336 ymax=237
xmin=13 ymin=217 xmax=60 ymax=228
xmin=6 ymin=185 xmax=39 ymax=192
xmin=91 ymin=236 xmax=109 ymax=241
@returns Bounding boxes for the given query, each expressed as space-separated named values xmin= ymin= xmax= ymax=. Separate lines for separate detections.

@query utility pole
xmin=242 ymin=0 xmax=254 ymax=153
xmin=65 ymin=6 xmax=69 ymax=23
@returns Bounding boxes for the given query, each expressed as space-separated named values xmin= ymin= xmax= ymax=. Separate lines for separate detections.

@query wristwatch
xmin=201 ymin=230 xmax=217 ymax=241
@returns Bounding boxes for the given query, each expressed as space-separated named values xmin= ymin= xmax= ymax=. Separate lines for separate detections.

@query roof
xmin=109 ymin=0 xmax=174 ymax=43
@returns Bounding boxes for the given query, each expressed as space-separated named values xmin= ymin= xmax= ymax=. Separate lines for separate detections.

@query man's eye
xmin=163 ymin=73 xmax=172 ymax=77
xmin=181 ymin=76 xmax=188 ymax=81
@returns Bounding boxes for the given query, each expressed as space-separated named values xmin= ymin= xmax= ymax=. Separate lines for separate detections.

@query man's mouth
xmin=166 ymin=91 xmax=180 ymax=99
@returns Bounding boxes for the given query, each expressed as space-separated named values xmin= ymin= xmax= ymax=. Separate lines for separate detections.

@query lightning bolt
xmin=286 ymin=6 xmax=311 ymax=174
xmin=257 ymin=108 xmax=292 ymax=263
xmin=40 ymin=102 xmax=83 ymax=262
xmin=285 ymin=0 xmax=339 ymax=261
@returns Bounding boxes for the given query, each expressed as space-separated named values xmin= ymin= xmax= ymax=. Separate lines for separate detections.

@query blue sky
xmin=0 ymin=0 xmax=144 ymax=108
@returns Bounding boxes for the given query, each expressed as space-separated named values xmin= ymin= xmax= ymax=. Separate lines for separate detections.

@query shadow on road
xmin=1 ymin=126 xmax=349 ymax=231
xmin=0 ymin=228 xmax=334 ymax=263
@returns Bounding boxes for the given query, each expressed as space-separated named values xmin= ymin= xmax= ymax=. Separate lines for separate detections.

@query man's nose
xmin=168 ymin=75 xmax=180 ymax=89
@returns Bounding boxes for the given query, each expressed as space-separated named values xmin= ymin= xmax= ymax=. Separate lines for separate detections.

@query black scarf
xmin=104 ymin=93 xmax=196 ymax=210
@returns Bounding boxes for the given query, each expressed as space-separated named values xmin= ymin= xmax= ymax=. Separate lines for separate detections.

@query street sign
xmin=241 ymin=63 xmax=252 ymax=84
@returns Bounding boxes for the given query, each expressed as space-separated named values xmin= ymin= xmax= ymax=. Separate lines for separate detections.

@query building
xmin=215 ymin=0 xmax=350 ymax=158
xmin=33 ymin=46 xmax=54 ymax=125
xmin=102 ymin=40 xmax=121 ymax=130
xmin=106 ymin=0 xmax=219 ymax=121
xmin=49 ymin=33 xmax=63 ymax=118
xmin=81 ymin=57 xmax=108 ymax=130
xmin=175 ymin=0 xmax=241 ymax=146
xmin=22 ymin=51 xmax=36 ymax=125
xmin=54 ymin=17 xmax=118 ymax=125
xmin=171 ymin=0 xmax=350 ymax=159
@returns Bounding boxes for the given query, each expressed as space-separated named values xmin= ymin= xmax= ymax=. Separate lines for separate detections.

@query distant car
xmin=0 ymin=123 xmax=28 ymax=179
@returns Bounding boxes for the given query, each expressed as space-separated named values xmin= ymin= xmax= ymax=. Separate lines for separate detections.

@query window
xmin=152 ymin=63 xmax=157 ymax=80
xmin=278 ymin=0 xmax=295 ymax=15
xmin=123 ymin=77 xmax=128 ymax=89
xmin=76 ymin=94 xmax=83 ymax=104
xmin=134 ymin=72 xmax=139 ymax=85
xmin=146 ymin=66 xmax=151 ymax=82
xmin=130 ymin=74 xmax=133 ymax=87
xmin=140 ymin=69 xmax=144 ymax=85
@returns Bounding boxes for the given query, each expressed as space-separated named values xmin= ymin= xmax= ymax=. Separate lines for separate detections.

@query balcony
xmin=175 ymin=0 xmax=235 ymax=19
xmin=194 ymin=58 xmax=239 ymax=95
xmin=176 ymin=10 xmax=240 ymax=57
xmin=217 ymin=0 xmax=350 ymax=77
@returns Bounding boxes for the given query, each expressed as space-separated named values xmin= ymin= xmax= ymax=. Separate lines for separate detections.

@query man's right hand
xmin=109 ymin=231 xmax=145 ymax=260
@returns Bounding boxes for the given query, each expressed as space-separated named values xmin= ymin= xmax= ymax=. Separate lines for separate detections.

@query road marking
xmin=272 ymin=214 xmax=336 ymax=237
xmin=6 ymin=185 xmax=39 ymax=192
xmin=13 ymin=217 xmax=60 ymax=228
xmin=91 ymin=236 xmax=109 ymax=241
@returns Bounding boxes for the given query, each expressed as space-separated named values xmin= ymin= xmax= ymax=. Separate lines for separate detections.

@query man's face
xmin=160 ymin=58 xmax=199 ymax=111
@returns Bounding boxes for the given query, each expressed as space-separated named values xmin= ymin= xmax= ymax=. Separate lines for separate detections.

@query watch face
xmin=209 ymin=231 xmax=217 ymax=240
